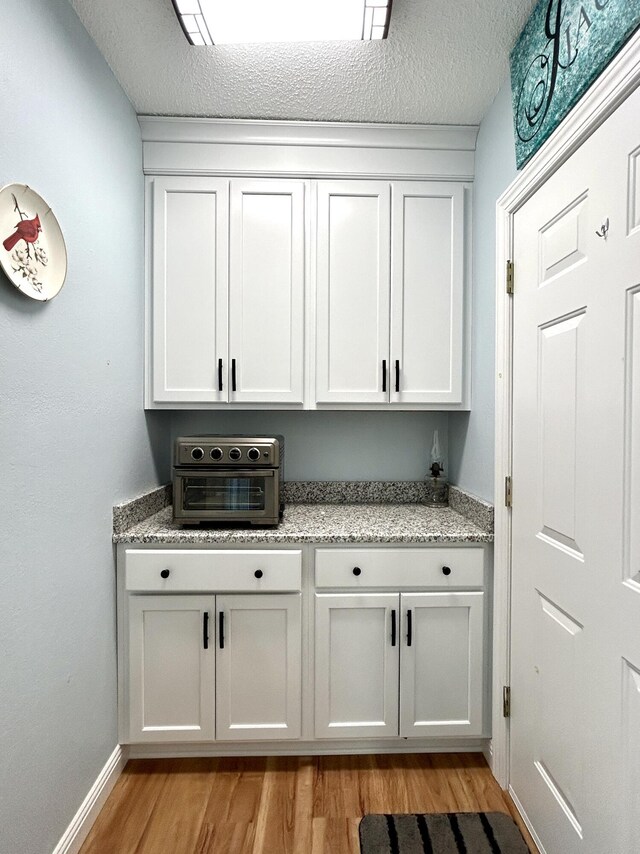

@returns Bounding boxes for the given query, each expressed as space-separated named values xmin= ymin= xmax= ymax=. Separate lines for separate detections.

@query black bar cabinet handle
xmin=219 ymin=611 xmax=225 ymax=649
xmin=218 ymin=358 xmax=223 ymax=392
xmin=395 ymin=360 xmax=400 ymax=393
xmin=203 ymin=611 xmax=209 ymax=650
xmin=382 ymin=359 xmax=387 ymax=392
xmin=231 ymin=359 xmax=237 ymax=392
xmin=406 ymin=609 xmax=412 ymax=647
xmin=391 ymin=609 xmax=397 ymax=647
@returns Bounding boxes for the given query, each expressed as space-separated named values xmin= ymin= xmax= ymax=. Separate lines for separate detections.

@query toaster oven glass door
xmin=175 ymin=469 xmax=277 ymax=520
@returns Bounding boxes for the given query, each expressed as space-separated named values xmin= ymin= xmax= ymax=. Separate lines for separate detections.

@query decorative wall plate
xmin=0 ymin=184 xmax=67 ymax=301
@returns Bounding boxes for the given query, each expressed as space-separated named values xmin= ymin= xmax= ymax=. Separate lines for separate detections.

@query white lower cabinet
xmin=128 ymin=594 xmax=216 ymax=743
xmin=127 ymin=588 xmax=302 ymax=743
xmin=314 ymin=590 xmax=484 ymax=739
xmin=122 ymin=544 xmax=486 ymax=748
xmin=216 ymin=594 xmax=301 ymax=740
xmin=314 ymin=594 xmax=400 ymax=738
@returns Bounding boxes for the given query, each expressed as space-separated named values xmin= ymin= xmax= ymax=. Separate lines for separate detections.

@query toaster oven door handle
xmin=184 ymin=469 xmax=274 ymax=478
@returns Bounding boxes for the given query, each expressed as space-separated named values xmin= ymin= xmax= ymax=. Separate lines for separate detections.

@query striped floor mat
xmin=359 ymin=812 xmax=530 ymax=854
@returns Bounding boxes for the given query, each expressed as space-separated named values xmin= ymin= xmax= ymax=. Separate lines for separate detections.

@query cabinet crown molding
xmin=138 ymin=116 xmax=479 ymax=151
xmin=138 ymin=117 xmax=478 ymax=180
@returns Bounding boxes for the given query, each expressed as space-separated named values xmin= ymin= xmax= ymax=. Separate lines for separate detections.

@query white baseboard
xmin=129 ymin=737 xmax=490 ymax=759
xmin=52 ymin=744 xmax=129 ymax=854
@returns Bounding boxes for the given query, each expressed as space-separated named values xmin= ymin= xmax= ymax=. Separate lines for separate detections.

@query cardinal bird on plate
xmin=3 ymin=214 xmax=41 ymax=252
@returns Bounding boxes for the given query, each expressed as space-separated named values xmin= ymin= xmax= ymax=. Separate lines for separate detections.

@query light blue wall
xmin=448 ymin=83 xmax=518 ymax=502
xmin=171 ymin=411 xmax=449 ymax=481
xmin=0 ymin=2 xmax=166 ymax=852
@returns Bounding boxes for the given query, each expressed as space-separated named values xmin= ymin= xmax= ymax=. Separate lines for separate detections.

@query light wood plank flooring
xmin=80 ymin=754 xmax=537 ymax=854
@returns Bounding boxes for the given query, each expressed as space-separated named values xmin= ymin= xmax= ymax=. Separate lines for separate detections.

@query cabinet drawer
xmin=125 ymin=549 xmax=302 ymax=592
xmin=315 ymin=548 xmax=483 ymax=589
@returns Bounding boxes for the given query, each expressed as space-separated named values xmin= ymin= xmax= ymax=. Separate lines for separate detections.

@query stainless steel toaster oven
xmin=172 ymin=435 xmax=284 ymax=526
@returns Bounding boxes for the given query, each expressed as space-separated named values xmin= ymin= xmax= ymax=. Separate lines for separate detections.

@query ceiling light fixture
xmin=171 ymin=0 xmax=392 ymax=45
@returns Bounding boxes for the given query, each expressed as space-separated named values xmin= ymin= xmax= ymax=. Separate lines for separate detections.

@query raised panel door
xmin=229 ymin=180 xmax=305 ymax=404
xmin=399 ymin=592 xmax=484 ymax=737
xmin=390 ymin=182 xmax=465 ymax=404
xmin=314 ymin=593 xmax=399 ymax=738
xmin=128 ymin=594 xmax=215 ymax=742
xmin=150 ymin=176 xmax=229 ymax=403
xmin=316 ymin=181 xmax=390 ymax=403
xmin=215 ymin=594 xmax=302 ymax=740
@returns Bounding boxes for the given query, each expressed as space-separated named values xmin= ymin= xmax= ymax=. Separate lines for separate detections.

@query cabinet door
xmin=128 ymin=595 xmax=215 ymax=742
xmin=315 ymin=593 xmax=399 ymax=738
xmin=229 ymin=180 xmax=305 ymax=404
xmin=216 ymin=594 xmax=302 ymax=740
xmin=390 ymin=182 xmax=465 ymax=404
xmin=400 ymin=592 xmax=483 ymax=737
xmin=316 ymin=181 xmax=391 ymax=404
xmin=151 ymin=176 xmax=229 ymax=403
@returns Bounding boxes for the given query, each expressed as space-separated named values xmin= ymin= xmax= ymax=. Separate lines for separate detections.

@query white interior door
xmin=128 ymin=595 xmax=215 ymax=742
xmin=315 ymin=181 xmax=390 ymax=403
xmin=390 ymin=182 xmax=465 ymax=404
xmin=215 ymin=594 xmax=301 ymax=740
xmin=400 ymin=592 xmax=483 ymax=737
xmin=151 ymin=176 xmax=229 ymax=403
xmin=314 ymin=593 xmax=399 ymax=738
xmin=510 ymin=85 xmax=640 ymax=854
xmin=228 ymin=180 xmax=305 ymax=404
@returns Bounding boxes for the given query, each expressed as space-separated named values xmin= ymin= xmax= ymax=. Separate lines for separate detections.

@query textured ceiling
xmin=69 ymin=0 xmax=536 ymax=124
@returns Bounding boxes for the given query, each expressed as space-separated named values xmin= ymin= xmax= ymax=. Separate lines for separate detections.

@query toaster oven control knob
xmin=229 ymin=447 xmax=242 ymax=461
xmin=247 ymin=447 xmax=260 ymax=462
xmin=191 ymin=447 xmax=205 ymax=461
xmin=210 ymin=447 xmax=223 ymax=461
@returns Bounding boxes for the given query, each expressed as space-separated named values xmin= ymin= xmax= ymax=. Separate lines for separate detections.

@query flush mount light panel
xmin=172 ymin=0 xmax=392 ymax=45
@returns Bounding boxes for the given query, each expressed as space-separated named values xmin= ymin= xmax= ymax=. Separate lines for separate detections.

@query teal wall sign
xmin=510 ymin=0 xmax=640 ymax=168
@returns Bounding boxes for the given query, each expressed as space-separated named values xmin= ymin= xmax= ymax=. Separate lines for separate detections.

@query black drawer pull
xmin=382 ymin=359 xmax=387 ymax=392
xmin=442 ymin=565 xmax=452 ymax=576
xmin=395 ymin=360 xmax=400 ymax=393
xmin=407 ymin=609 xmax=412 ymax=647
xmin=352 ymin=566 xmax=362 ymax=576
xmin=160 ymin=569 xmax=170 ymax=579
xmin=231 ymin=358 xmax=237 ymax=392
xmin=254 ymin=569 xmax=263 ymax=579
xmin=218 ymin=358 xmax=223 ymax=392
xmin=203 ymin=611 xmax=209 ymax=649
xmin=219 ymin=611 xmax=225 ymax=649
xmin=391 ymin=609 xmax=397 ymax=647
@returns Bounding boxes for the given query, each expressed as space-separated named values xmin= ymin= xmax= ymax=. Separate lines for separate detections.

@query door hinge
xmin=505 ymin=476 xmax=512 ymax=508
xmin=503 ymin=685 xmax=511 ymax=718
xmin=506 ymin=260 xmax=514 ymax=295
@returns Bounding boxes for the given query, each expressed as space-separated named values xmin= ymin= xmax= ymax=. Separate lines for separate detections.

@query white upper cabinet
xmin=315 ymin=180 xmax=465 ymax=406
xmin=149 ymin=177 xmax=305 ymax=406
xmin=142 ymin=119 xmax=475 ymax=409
xmin=390 ymin=183 xmax=465 ymax=405
xmin=315 ymin=181 xmax=391 ymax=404
xmin=151 ymin=177 xmax=229 ymax=404
xmin=229 ymin=181 xmax=305 ymax=404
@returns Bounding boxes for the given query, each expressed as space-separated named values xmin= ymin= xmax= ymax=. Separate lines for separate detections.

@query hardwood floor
xmin=80 ymin=754 xmax=537 ymax=854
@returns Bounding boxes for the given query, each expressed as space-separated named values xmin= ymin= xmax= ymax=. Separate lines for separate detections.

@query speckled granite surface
xmin=113 ymin=502 xmax=492 ymax=545
xmin=113 ymin=484 xmax=171 ymax=536
xmin=448 ymin=486 xmax=494 ymax=534
xmin=283 ymin=481 xmax=445 ymax=505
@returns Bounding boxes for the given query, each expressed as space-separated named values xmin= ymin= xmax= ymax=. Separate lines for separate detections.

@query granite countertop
xmin=114 ymin=502 xmax=492 ymax=545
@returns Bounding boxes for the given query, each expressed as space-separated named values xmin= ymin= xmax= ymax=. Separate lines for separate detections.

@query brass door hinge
xmin=505 ymin=476 xmax=512 ymax=508
xmin=506 ymin=260 xmax=514 ymax=295
xmin=503 ymin=686 xmax=511 ymax=718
